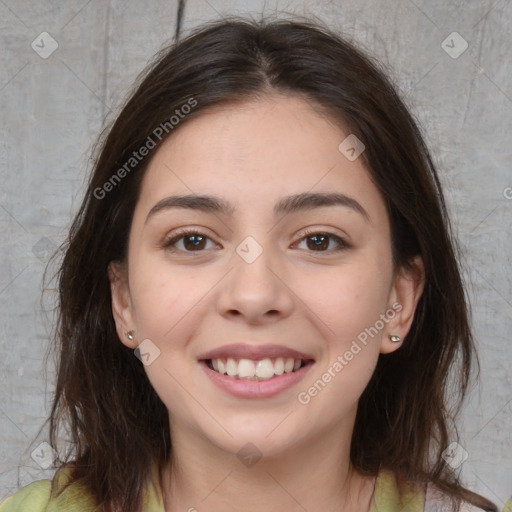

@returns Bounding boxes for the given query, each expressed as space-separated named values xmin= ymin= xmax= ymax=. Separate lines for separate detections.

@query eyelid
xmin=161 ymin=227 xmax=219 ymax=252
xmin=292 ymin=227 xmax=351 ymax=252
xmin=162 ymin=226 xmax=351 ymax=254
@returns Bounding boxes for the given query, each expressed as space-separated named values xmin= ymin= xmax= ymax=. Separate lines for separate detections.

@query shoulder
xmin=372 ymin=468 xmax=424 ymax=511
xmin=425 ymin=481 xmax=489 ymax=512
xmin=0 ymin=466 xmax=97 ymax=512
xmin=0 ymin=479 xmax=51 ymax=512
xmin=0 ymin=464 xmax=164 ymax=512
xmin=373 ymin=469 xmax=490 ymax=512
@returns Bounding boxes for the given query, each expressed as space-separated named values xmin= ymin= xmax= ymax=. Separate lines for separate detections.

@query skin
xmin=109 ymin=94 xmax=424 ymax=512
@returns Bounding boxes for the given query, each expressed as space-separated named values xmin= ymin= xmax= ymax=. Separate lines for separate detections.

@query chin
xmin=199 ymin=415 xmax=306 ymax=461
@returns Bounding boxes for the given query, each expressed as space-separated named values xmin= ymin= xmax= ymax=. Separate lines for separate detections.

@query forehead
xmin=135 ymin=94 xmax=387 ymax=224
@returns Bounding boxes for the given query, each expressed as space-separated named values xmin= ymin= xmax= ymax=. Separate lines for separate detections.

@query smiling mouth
xmin=203 ymin=357 xmax=314 ymax=381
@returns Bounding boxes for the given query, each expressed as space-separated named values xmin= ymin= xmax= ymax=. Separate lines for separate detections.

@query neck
xmin=160 ymin=423 xmax=377 ymax=512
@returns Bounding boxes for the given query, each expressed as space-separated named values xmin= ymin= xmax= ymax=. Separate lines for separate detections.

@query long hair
xmin=42 ymin=15 xmax=498 ymax=512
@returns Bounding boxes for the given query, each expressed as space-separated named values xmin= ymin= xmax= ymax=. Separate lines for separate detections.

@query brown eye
xmin=162 ymin=230 xmax=216 ymax=252
xmin=182 ymin=234 xmax=207 ymax=251
xmin=296 ymin=231 xmax=349 ymax=252
xmin=306 ymin=234 xmax=329 ymax=251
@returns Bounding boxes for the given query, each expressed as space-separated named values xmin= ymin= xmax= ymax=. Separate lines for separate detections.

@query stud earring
xmin=126 ymin=330 xmax=135 ymax=341
xmin=389 ymin=335 xmax=401 ymax=342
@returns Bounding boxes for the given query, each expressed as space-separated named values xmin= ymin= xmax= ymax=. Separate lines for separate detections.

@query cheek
xmin=128 ymin=254 xmax=209 ymax=343
xmin=295 ymin=258 xmax=391 ymax=416
xmin=128 ymin=262 xmax=210 ymax=416
xmin=301 ymin=256 xmax=392 ymax=343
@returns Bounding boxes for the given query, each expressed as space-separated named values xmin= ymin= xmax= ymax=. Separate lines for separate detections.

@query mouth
xmin=197 ymin=343 xmax=316 ymax=397
xmin=201 ymin=357 xmax=315 ymax=382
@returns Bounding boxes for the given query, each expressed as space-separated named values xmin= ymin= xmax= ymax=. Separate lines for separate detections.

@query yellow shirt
xmin=0 ymin=465 xmax=481 ymax=511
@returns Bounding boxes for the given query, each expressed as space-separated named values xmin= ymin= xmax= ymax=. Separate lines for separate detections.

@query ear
xmin=380 ymin=255 xmax=425 ymax=354
xmin=108 ymin=260 xmax=137 ymax=349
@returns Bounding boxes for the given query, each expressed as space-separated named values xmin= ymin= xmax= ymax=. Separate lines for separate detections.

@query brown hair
xmin=41 ymin=15 xmax=498 ymax=512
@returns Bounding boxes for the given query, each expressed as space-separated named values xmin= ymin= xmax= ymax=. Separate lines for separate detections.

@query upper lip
xmin=198 ymin=343 xmax=315 ymax=361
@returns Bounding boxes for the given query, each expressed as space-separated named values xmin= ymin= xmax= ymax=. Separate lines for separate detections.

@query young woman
xmin=0 ymin=16 xmax=499 ymax=512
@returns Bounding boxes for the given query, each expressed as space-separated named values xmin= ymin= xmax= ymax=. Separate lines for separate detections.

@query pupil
xmin=308 ymin=234 xmax=328 ymax=250
xmin=185 ymin=235 xmax=205 ymax=250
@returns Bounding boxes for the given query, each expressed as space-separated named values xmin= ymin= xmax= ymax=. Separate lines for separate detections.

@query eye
xmin=161 ymin=229 xmax=218 ymax=253
xmin=161 ymin=228 xmax=350 ymax=254
xmin=294 ymin=229 xmax=350 ymax=253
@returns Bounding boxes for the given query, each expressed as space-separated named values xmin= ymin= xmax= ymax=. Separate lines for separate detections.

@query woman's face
xmin=110 ymin=94 xmax=422 ymax=459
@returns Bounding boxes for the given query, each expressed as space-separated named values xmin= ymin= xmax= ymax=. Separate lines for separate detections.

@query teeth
xmin=226 ymin=357 xmax=238 ymax=377
xmin=255 ymin=358 xmax=274 ymax=379
xmin=238 ymin=359 xmax=256 ymax=378
xmin=209 ymin=357 xmax=305 ymax=381
xmin=284 ymin=357 xmax=294 ymax=373
xmin=274 ymin=357 xmax=284 ymax=375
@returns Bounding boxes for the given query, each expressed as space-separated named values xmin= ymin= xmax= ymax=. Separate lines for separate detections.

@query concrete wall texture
xmin=0 ymin=0 xmax=511 ymax=509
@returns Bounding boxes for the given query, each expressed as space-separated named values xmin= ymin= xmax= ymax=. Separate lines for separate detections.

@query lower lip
xmin=199 ymin=360 xmax=314 ymax=398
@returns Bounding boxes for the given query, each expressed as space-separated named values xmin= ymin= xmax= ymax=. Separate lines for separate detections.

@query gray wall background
xmin=1 ymin=0 xmax=511 ymax=509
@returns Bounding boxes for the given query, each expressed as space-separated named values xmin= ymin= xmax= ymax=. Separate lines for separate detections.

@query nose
xmin=216 ymin=240 xmax=295 ymax=326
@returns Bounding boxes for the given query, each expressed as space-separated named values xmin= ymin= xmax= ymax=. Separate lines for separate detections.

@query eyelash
xmin=161 ymin=227 xmax=350 ymax=254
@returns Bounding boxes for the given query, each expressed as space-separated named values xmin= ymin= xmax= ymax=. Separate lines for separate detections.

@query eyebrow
xmin=145 ymin=192 xmax=370 ymax=224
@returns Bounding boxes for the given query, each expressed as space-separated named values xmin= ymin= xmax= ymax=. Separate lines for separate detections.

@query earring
xmin=389 ymin=335 xmax=401 ymax=342
xmin=126 ymin=330 xmax=135 ymax=341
